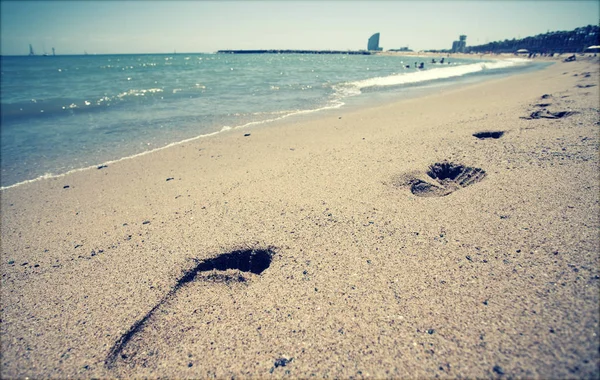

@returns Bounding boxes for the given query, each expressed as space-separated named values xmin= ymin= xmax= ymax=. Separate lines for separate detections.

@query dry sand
xmin=1 ymin=58 xmax=599 ymax=379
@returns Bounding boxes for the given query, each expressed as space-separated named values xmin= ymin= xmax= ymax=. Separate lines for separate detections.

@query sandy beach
xmin=1 ymin=58 xmax=598 ymax=379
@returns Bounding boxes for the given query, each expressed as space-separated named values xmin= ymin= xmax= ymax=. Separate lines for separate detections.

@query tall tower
xmin=368 ymin=33 xmax=381 ymax=51
xmin=451 ymin=35 xmax=467 ymax=53
xmin=459 ymin=35 xmax=467 ymax=52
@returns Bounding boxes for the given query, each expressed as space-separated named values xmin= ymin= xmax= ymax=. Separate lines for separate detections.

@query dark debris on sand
xmin=270 ymin=357 xmax=293 ymax=373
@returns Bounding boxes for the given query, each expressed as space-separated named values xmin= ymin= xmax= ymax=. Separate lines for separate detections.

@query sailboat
xmin=29 ymin=44 xmax=35 ymax=56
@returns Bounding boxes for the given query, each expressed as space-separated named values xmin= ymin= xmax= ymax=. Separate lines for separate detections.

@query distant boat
xmin=28 ymin=44 xmax=35 ymax=56
xmin=84 ymin=50 xmax=88 ymax=56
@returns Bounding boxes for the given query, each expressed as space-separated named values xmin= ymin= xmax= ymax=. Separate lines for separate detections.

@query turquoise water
xmin=0 ymin=53 xmax=544 ymax=188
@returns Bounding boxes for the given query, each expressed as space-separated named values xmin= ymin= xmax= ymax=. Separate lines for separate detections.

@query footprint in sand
xmin=105 ymin=248 xmax=276 ymax=371
xmin=397 ymin=161 xmax=487 ymax=198
xmin=473 ymin=131 xmax=504 ymax=139
xmin=520 ymin=94 xmax=578 ymax=120
xmin=521 ymin=109 xmax=578 ymax=120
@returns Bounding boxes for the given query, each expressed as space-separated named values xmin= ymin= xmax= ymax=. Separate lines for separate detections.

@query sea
xmin=0 ymin=53 xmax=548 ymax=189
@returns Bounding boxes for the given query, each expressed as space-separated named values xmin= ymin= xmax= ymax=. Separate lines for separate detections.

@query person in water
xmin=418 ymin=62 xmax=425 ymax=69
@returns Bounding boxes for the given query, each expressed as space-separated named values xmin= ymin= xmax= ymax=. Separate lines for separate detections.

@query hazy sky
xmin=1 ymin=1 xmax=598 ymax=55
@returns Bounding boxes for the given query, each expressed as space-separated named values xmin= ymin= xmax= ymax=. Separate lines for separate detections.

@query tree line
xmin=467 ymin=25 xmax=599 ymax=54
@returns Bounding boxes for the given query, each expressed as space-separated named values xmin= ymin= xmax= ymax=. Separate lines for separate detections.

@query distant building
xmin=388 ymin=47 xmax=413 ymax=52
xmin=451 ymin=35 xmax=467 ymax=53
xmin=368 ymin=33 xmax=383 ymax=51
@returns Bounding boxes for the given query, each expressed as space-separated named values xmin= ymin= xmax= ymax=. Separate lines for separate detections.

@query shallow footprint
xmin=521 ymin=109 xmax=578 ymax=120
xmin=409 ymin=179 xmax=451 ymax=197
xmin=473 ymin=131 xmax=504 ymax=139
xmin=105 ymin=248 xmax=276 ymax=372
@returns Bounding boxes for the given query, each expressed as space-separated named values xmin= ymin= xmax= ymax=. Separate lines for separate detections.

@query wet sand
xmin=1 ymin=58 xmax=599 ymax=379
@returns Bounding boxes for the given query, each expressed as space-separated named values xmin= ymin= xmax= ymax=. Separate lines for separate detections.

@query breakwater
xmin=217 ymin=49 xmax=372 ymax=55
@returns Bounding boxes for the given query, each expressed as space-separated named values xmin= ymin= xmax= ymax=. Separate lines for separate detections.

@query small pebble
xmin=493 ymin=365 xmax=504 ymax=375
xmin=166 ymin=177 xmax=174 ymax=181
xmin=63 ymin=185 xmax=70 ymax=189
xmin=274 ymin=357 xmax=292 ymax=368
xmin=244 ymin=133 xmax=251 ymax=137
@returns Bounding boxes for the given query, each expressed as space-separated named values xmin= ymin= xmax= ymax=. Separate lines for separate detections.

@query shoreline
xmin=1 ymin=58 xmax=598 ymax=378
xmin=1 ymin=57 xmax=550 ymax=191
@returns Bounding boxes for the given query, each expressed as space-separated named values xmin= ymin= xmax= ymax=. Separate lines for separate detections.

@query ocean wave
xmin=0 ymin=87 xmax=195 ymax=123
xmin=333 ymin=59 xmax=530 ymax=97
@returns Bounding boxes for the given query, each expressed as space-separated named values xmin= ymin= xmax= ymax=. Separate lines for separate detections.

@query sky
xmin=1 ymin=1 xmax=599 ymax=55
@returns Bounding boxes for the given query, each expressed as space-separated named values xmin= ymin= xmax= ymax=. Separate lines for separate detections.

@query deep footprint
xmin=473 ymin=131 xmax=504 ymax=139
xmin=410 ymin=161 xmax=486 ymax=197
xmin=105 ymin=248 xmax=275 ymax=369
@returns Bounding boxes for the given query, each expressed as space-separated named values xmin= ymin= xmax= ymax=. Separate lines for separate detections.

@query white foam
xmin=0 ymin=106 xmax=343 ymax=191
xmin=337 ymin=59 xmax=529 ymax=96
xmin=0 ymin=130 xmax=220 ymax=191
